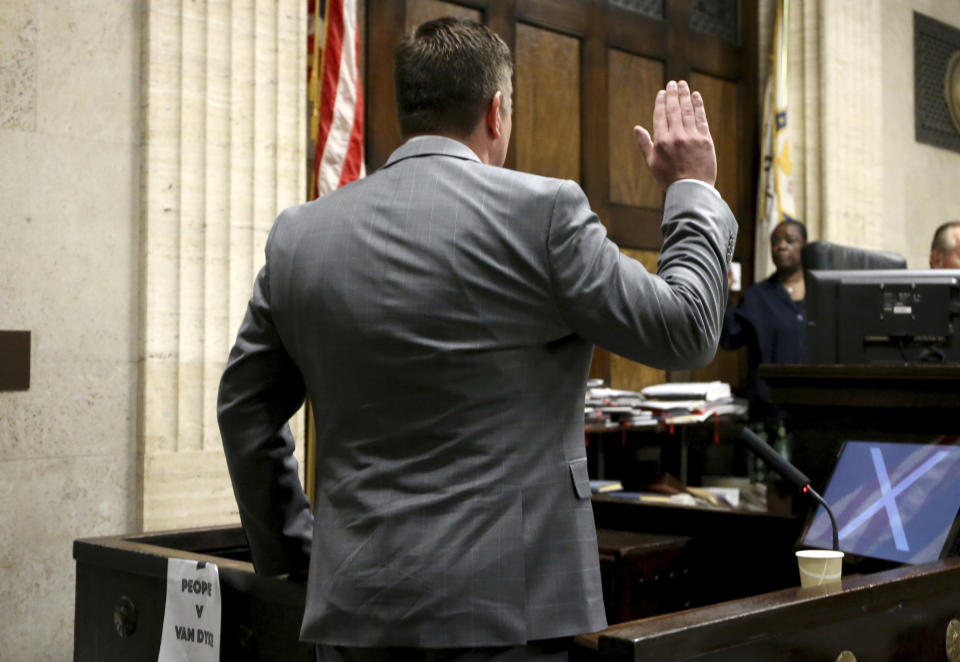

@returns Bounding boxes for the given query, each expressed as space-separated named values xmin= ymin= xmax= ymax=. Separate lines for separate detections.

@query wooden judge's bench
xmin=73 ymin=365 xmax=960 ymax=661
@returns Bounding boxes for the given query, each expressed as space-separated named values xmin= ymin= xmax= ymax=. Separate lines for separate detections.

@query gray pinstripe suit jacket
xmin=217 ymin=136 xmax=737 ymax=648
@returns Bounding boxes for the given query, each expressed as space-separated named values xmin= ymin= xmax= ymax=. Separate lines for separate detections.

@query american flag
xmin=308 ymin=0 xmax=365 ymax=199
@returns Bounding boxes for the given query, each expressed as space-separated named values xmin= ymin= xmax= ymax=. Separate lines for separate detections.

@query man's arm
xmin=547 ymin=80 xmax=737 ymax=369
xmin=217 ymin=252 xmax=313 ymax=576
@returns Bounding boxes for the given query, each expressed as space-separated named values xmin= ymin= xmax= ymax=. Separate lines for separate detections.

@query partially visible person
xmin=929 ymin=221 xmax=960 ymax=269
xmin=721 ymin=220 xmax=807 ymax=451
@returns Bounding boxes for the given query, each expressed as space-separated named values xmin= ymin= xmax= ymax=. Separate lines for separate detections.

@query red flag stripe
xmin=337 ymin=30 xmax=365 ymax=187
xmin=315 ymin=0 xmax=344 ymax=167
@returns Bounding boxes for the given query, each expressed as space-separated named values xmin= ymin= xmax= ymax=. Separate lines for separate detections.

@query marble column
xmin=817 ymin=0 xmax=884 ymax=249
xmin=756 ymin=0 xmax=883 ymax=255
xmin=140 ymin=0 xmax=306 ymax=531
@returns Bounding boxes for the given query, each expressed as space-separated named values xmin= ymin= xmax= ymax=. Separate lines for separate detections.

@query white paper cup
xmin=796 ymin=549 xmax=844 ymax=587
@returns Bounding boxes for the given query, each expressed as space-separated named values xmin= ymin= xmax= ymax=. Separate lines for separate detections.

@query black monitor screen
xmin=802 ymin=440 xmax=960 ymax=564
xmin=805 ymin=269 xmax=960 ymax=364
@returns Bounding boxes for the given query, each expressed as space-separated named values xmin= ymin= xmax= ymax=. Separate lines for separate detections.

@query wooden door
xmin=365 ymin=0 xmax=756 ymax=390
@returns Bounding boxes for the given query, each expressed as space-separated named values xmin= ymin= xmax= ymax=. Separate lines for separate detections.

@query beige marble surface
xmin=882 ymin=0 xmax=960 ymax=269
xmin=819 ymin=0 xmax=885 ymax=250
xmin=0 ymin=1 xmax=37 ymax=131
xmin=756 ymin=0 xmax=960 ymax=270
xmin=0 ymin=454 xmax=135 ymax=662
xmin=0 ymin=359 xmax=136 ymax=461
xmin=0 ymin=1 xmax=141 ymax=659
xmin=0 ymin=130 xmax=139 ymax=364
xmin=35 ymin=0 xmax=140 ymax=144
xmin=139 ymin=0 xmax=307 ymax=531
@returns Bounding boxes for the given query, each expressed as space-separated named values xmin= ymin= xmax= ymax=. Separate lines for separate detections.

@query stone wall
xmin=758 ymin=0 xmax=960 ymax=273
xmin=0 ymin=1 xmax=307 ymax=658
xmin=881 ymin=0 xmax=960 ymax=269
xmin=0 ymin=1 xmax=142 ymax=659
xmin=138 ymin=0 xmax=307 ymax=532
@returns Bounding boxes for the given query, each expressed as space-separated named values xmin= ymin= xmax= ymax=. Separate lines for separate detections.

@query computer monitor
xmin=806 ymin=269 xmax=960 ymax=364
xmin=801 ymin=440 xmax=960 ymax=564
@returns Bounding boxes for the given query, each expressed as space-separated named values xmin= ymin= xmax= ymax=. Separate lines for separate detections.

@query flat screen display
xmin=802 ymin=440 xmax=960 ymax=564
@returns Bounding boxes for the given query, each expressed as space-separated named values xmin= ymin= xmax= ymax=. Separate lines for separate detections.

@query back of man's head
xmin=931 ymin=221 xmax=960 ymax=253
xmin=929 ymin=221 xmax=960 ymax=269
xmin=395 ymin=17 xmax=513 ymax=140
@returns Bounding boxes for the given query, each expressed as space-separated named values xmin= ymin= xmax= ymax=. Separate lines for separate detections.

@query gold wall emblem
xmin=947 ymin=50 xmax=960 ymax=135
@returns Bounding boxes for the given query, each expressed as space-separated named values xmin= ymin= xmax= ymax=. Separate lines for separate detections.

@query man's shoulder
xmin=480 ymin=166 xmax=584 ymax=206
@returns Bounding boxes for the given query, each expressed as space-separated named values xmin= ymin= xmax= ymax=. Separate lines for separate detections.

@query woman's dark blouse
xmin=720 ymin=274 xmax=808 ymax=420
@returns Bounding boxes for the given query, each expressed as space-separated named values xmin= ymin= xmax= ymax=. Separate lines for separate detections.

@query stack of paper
xmin=641 ymin=381 xmax=731 ymax=402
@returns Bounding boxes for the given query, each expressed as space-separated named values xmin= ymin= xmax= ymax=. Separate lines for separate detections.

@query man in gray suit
xmin=218 ymin=17 xmax=736 ymax=662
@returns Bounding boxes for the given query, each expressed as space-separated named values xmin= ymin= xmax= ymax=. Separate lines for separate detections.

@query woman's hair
xmin=772 ymin=219 xmax=807 ymax=243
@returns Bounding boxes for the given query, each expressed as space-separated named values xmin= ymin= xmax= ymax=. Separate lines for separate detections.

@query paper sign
xmin=729 ymin=261 xmax=742 ymax=292
xmin=158 ymin=558 xmax=221 ymax=662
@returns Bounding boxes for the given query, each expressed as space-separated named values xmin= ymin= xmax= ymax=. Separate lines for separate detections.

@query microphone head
xmin=739 ymin=426 xmax=812 ymax=491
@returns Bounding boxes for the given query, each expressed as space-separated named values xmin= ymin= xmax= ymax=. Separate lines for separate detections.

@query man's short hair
xmin=931 ymin=221 xmax=960 ymax=253
xmin=394 ymin=17 xmax=513 ymax=139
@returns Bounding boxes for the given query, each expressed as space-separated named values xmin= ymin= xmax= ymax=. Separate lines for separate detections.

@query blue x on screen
xmin=802 ymin=440 xmax=960 ymax=564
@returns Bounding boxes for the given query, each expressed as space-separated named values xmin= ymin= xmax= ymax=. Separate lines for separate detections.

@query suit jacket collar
xmin=383 ymin=136 xmax=482 ymax=168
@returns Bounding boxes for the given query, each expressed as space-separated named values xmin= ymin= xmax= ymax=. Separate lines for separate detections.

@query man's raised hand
xmin=633 ymin=80 xmax=717 ymax=189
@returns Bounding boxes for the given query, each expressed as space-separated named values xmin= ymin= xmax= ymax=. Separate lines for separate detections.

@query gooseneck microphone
xmin=739 ymin=426 xmax=839 ymax=552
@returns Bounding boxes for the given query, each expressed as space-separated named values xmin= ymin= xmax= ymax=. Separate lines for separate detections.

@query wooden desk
xmin=77 ymin=521 xmax=959 ymax=662
xmin=575 ymin=556 xmax=960 ymax=662
xmin=759 ymin=364 xmax=960 ymax=409
xmin=591 ymin=495 xmax=801 ymax=609
xmin=586 ymin=415 xmax=747 ymax=486
xmin=74 ymin=527 xmax=313 ymax=662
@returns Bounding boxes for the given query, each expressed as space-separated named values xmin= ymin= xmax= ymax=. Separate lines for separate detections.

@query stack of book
xmin=584 ymin=386 xmax=656 ymax=427
xmin=584 ymin=381 xmax=746 ymax=427
xmin=638 ymin=381 xmax=745 ymax=423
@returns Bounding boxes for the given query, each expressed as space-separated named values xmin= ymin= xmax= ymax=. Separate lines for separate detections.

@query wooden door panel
xmin=515 ymin=22 xmax=581 ymax=181
xmin=689 ymin=72 xmax=740 ymax=221
xmin=608 ymin=49 xmax=663 ymax=209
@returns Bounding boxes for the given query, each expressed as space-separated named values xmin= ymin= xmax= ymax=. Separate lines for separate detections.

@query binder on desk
xmin=641 ymin=381 xmax=731 ymax=402
xmin=590 ymin=479 xmax=624 ymax=494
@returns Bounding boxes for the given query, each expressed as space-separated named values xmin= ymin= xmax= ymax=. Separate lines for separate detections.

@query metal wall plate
xmin=946 ymin=617 xmax=960 ymax=662
xmin=915 ymin=12 xmax=960 ymax=154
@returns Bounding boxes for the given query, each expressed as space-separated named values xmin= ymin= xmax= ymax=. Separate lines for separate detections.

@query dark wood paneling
xmin=516 ymin=0 xmax=590 ymax=36
xmin=605 ymin=205 xmax=665 ymax=248
xmin=405 ymin=0 xmax=482 ymax=30
xmin=365 ymin=0 xmax=406 ymax=169
xmin=664 ymin=0 xmax=691 ymax=82
xmin=485 ymin=0 xmax=518 ymax=169
xmin=515 ymin=22 xmax=581 ymax=181
xmin=687 ymin=36 xmax=742 ymax=78
xmin=580 ymin=4 xmax=609 ymax=234
xmin=690 ymin=72 xmax=739 ymax=216
xmin=607 ymin=9 xmax=669 ymax=56
xmin=608 ymin=50 xmax=663 ymax=208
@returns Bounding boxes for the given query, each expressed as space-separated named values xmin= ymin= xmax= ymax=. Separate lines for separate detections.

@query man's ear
xmin=485 ymin=91 xmax=504 ymax=139
xmin=931 ymin=250 xmax=943 ymax=269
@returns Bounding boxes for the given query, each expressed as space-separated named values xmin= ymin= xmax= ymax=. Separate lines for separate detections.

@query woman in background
xmin=721 ymin=220 xmax=808 ymax=462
